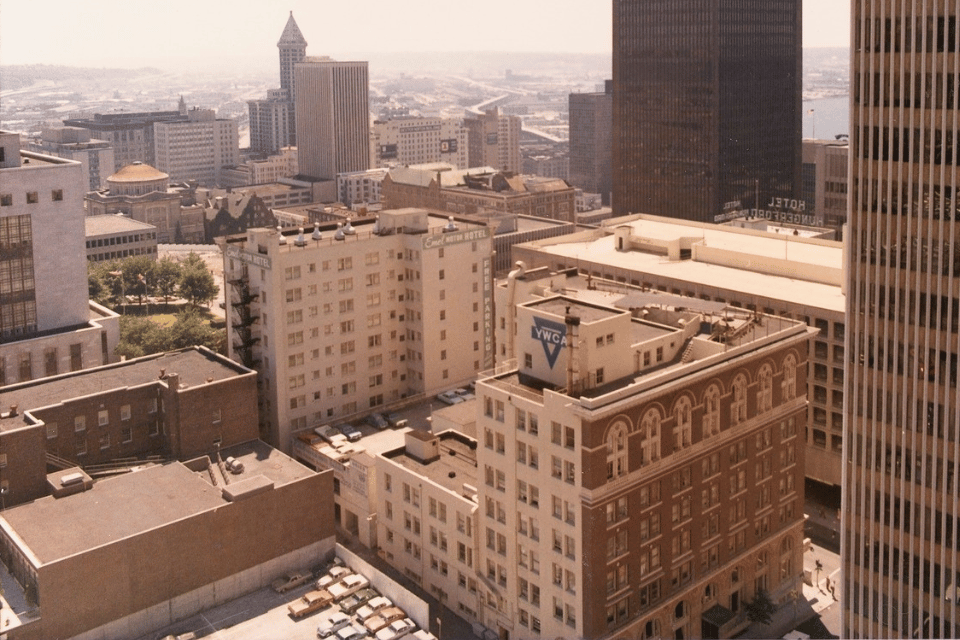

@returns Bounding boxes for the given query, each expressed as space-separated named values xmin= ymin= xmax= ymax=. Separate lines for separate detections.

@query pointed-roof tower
xmin=277 ymin=11 xmax=307 ymax=97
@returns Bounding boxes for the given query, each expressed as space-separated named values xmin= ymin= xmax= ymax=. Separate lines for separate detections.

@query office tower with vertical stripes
xmin=845 ymin=4 xmax=960 ymax=638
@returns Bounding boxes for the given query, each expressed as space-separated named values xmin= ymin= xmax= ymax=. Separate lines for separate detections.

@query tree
xmin=117 ymin=255 xmax=157 ymax=306
xmin=166 ymin=308 xmax=224 ymax=353
xmin=745 ymin=589 xmax=776 ymax=627
xmin=179 ymin=263 xmax=218 ymax=308
xmin=153 ymin=257 xmax=182 ymax=303
xmin=115 ymin=316 xmax=165 ymax=359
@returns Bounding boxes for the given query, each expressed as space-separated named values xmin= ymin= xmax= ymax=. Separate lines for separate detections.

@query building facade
xmin=510 ymin=214 xmax=846 ymax=488
xmin=801 ymin=139 xmax=848 ymax=236
xmin=569 ymin=82 xmax=613 ymax=205
xmin=464 ymin=108 xmax=522 ymax=174
xmin=371 ymin=117 xmax=469 ymax=170
xmin=85 ymin=162 xmax=205 ymax=243
xmin=153 ymin=107 xmax=240 ymax=186
xmin=383 ymin=166 xmax=575 ymax=223
xmin=843 ymin=3 xmax=960 ymax=638
xmin=23 ymin=127 xmax=115 ymax=191
xmin=63 ymin=105 xmax=185 ymax=171
xmin=295 ymin=57 xmax=370 ymax=181
xmin=84 ymin=214 xmax=158 ymax=264
xmin=612 ymin=0 xmax=802 ymax=222
xmin=247 ymin=93 xmax=294 ymax=155
xmin=219 ymin=209 xmax=494 ymax=452
xmin=473 ymin=294 xmax=810 ymax=639
xmin=338 ymin=168 xmax=389 ymax=208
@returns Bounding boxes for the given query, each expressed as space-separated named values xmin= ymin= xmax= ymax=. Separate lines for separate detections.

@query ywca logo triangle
xmin=531 ymin=317 xmax=568 ymax=369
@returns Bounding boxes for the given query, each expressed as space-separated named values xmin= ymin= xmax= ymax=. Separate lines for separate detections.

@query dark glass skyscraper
xmin=612 ymin=1 xmax=802 ymax=223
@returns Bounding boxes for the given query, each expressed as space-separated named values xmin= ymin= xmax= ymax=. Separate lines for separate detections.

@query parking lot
xmin=147 ymin=558 xmax=430 ymax=640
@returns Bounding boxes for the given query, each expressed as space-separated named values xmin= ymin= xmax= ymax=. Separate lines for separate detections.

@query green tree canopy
xmin=179 ymin=263 xmax=219 ymax=308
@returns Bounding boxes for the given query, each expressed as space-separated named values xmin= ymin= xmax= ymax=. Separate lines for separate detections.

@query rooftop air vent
xmin=312 ymin=221 xmax=322 ymax=241
xmin=334 ymin=223 xmax=345 ymax=241
xmin=343 ymin=219 xmax=356 ymax=235
xmin=443 ymin=216 xmax=458 ymax=233
xmin=277 ymin=225 xmax=286 ymax=245
xmin=294 ymin=227 xmax=307 ymax=247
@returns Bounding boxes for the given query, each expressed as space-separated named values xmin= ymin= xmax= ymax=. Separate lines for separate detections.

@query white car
xmin=356 ymin=596 xmax=392 ymax=621
xmin=317 ymin=611 xmax=351 ymax=638
xmin=337 ymin=624 xmax=368 ymax=640
xmin=436 ymin=390 xmax=463 ymax=405
xmin=375 ymin=618 xmax=416 ymax=640
xmin=316 ymin=565 xmax=351 ymax=590
xmin=328 ymin=573 xmax=370 ymax=601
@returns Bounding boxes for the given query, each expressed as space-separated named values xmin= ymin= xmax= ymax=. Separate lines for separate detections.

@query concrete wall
xmin=336 ymin=544 xmax=429 ymax=630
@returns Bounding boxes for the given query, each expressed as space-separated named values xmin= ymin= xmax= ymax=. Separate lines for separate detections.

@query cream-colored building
xmin=337 ymin=168 xmax=389 ymax=208
xmin=511 ymin=214 xmax=846 ymax=488
xmin=464 ymin=108 xmax=522 ymax=174
xmin=220 ymin=147 xmax=298 ymax=188
xmin=0 ymin=131 xmax=119 ymax=382
xmin=219 ymin=209 xmax=494 ymax=452
xmin=153 ymin=107 xmax=240 ymax=187
xmin=371 ymin=117 xmax=469 ymax=170
xmin=801 ymin=138 xmax=847 ymax=236
xmin=376 ymin=430 xmax=481 ymax=622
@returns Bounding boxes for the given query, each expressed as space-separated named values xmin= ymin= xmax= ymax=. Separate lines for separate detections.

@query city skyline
xmin=0 ymin=0 xmax=849 ymax=71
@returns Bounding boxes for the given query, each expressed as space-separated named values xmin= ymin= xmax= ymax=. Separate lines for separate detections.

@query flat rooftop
xmin=85 ymin=214 xmax=157 ymax=236
xmin=527 ymin=297 xmax=624 ymax=324
xmin=0 ymin=348 xmax=251 ymax=431
xmin=385 ymin=432 xmax=477 ymax=495
xmin=0 ymin=440 xmax=311 ymax=565
xmin=524 ymin=215 xmax=845 ymax=313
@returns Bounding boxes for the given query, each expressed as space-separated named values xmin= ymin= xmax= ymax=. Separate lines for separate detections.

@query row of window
xmin=0 ymin=189 xmax=63 ymax=206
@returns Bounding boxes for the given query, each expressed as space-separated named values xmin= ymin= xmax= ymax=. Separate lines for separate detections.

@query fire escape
xmin=228 ymin=268 xmax=261 ymax=370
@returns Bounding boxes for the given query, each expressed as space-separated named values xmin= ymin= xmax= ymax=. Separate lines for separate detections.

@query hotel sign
xmin=224 ymin=246 xmax=271 ymax=270
xmin=421 ymin=227 xmax=490 ymax=250
xmin=713 ymin=197 xmax=816 ymax=226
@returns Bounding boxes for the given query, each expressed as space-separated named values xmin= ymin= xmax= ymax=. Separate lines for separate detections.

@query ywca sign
xmin=532 ymin=317 xmax=567 ymax=369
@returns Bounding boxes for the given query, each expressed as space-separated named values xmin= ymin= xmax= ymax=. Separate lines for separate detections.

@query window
xmin=757 ymin=364 xmax=773 ymax=413
xmin=74 ymin=415 xmax=86 ymax=432
xmin=25 ymin=191 xmax=38 ymax=204
xmin=606 ymin=421 xmax=628 ymax=480
xmin=640 ymin=409 xmax=660 ymax=465
xmin=731 ymin=374 xmax=747 ymax=424
xmin=782 ymin=354 xmax=797 ymax=401
xmin=703 ymin=384 xmax=721 ymax=435
xmin=674 ymin=396 xmax=692 ymax=449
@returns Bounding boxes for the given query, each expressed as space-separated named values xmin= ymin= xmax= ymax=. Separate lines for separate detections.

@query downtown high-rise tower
xmin=845 ymin=4 xmax=960 ymax=638
xmin=612 ymin=1 xmax=802 ymax=223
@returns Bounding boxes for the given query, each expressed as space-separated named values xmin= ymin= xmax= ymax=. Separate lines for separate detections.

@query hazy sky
xmin=0 ymin=0 xmax=849 ymax=70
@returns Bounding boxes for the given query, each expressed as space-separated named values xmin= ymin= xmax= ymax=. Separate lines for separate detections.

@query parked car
xmin=385 ymin=413 xmax=408 ymax=429
xmin=328 ymin=573 xmax=370 ymax=601
xmin=288 ymin=589 xmax=333 ymax=618
xmin=337 ymin=624 xmax=369 ymax=640
xmin=454 ymin=387 xmax=476 ymax=401
xmin=408 ymin=631 xmax=437 ymax=640
xmin=317 ymin=611 xmax=352 ymax=637
xmin=338 ymin=423 xmax=362 ymax=442
xmin=339 ymin=587 xmax=378 ymax=614
xmin=375 ymin=618 xmax=416 ymax=640
xmin=316 ymin=564 xmax=351 ymax=590
xmin=356 ymin=596 xmax=392 ymax=621
xmin=365 ymin=413 xmax=389 ymax=430
xmin=364 ymin=606 xmax=406 ymax=633
xmin=436 ymin=390 xmax=463 ymax=405
xmin=272 ymin=570 xmax=312 ymax=593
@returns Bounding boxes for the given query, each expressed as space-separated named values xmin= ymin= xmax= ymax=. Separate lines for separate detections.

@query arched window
xmin=641 ymin=619 xmax=661 ymax=640
xmin=757 ymin=364 xmax=773 ymax=413
xmin=703 ymin=384 xmax=721 ymax=436
xmin=640 ymin=409 xmax=661 ymax=465
xmin=703 ymin=583 xmax=717 ymax=603
xmin=782 ymin=354 xmax=797 ymax=401
xmin=674 ymin=600 xmax=686 ymax=620
xmin=674 ymin=397 xmax=692 ymax=450
xmin=731 ymin=374 xmax=748 ymax=425
xmin=780 ymin=535 xmax=794 ymax=555
xmin=607 ymin=421 xmax=629 ymax=481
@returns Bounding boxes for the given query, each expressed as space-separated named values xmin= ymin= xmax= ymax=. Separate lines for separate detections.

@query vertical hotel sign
xmin=422 ymin=226 xmax=494 ymax=368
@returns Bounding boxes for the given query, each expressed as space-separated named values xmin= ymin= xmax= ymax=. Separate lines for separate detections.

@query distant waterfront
xmin=802 ymin=95 xmax=849 ymax=141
